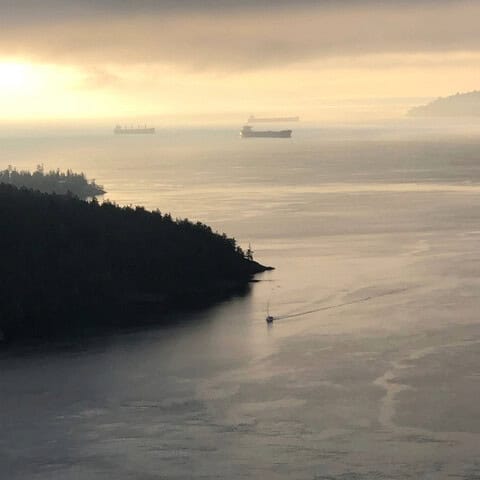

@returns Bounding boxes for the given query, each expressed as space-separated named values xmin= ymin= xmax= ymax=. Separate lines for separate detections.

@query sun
xmin=0 ymin=62 xmax=30 ymax=90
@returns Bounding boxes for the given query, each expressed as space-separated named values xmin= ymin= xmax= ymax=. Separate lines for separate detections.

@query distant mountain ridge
xmin=408 ymin=91 xmax=480 ymax=117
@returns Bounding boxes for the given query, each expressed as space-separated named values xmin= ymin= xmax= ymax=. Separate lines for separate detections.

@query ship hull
xmin=241 ymin=130 xmax=292 ymax=138
xmin=114 ymin=128 xmax=155 ymax=135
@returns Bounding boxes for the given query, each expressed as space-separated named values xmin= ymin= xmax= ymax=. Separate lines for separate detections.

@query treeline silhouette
xmin=0 ymin=184 xmax=270 ymax=341
xmin=0 ymin=165 xmax=105 ymax=199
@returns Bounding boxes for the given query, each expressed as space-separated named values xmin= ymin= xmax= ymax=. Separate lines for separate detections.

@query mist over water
xmin=2 ymin=124 xmax=480 ymax=478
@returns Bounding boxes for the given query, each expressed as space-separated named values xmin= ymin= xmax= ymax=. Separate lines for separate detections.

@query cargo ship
xmin=240 ymin=125 xmax=292 ymax=138
xmin=114 ymin=125 xmax=155 ymax=135
xmin=248 ymin=115 xmax=299 ymax=123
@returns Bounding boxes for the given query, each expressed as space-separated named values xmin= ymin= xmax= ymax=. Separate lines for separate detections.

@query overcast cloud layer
xmin=1 ymin=0 xmax=479 ymax=69
xmin=1 ymin=0 xmax=460 ymax=18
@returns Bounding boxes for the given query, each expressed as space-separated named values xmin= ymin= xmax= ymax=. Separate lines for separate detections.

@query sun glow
xmin=0 ymin=62 xmax=31 ymax=90
xmin=2 ymin=53 xmax=480 ymax=122
xmin=0 ymin=61 xmax=115 ymax=120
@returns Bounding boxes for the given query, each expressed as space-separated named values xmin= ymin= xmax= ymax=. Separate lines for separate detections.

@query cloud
xmin=0 ymin=0 xmax=447 ymax=21
xmin=78 ymin=67 xmax=123 ymax=90
xmin=1 ymin=1 xmax=480 ymax=70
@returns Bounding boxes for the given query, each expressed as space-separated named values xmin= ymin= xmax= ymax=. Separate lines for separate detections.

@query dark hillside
xmin=0 ymin=185 xmax=270 ymax=341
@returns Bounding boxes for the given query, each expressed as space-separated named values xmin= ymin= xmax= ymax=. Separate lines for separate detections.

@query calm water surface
xmin=2 ymin=126 xmax=480 ymax=479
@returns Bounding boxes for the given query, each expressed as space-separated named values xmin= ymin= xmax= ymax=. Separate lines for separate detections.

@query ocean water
xmin=2 ymin=124 xmax=480 ymax=479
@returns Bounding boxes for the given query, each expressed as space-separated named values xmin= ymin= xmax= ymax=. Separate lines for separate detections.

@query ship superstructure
xmin=114 ymin=125 xmax=155 ymax=135
xmin=248 ymin=115 xmax=299 ymax=123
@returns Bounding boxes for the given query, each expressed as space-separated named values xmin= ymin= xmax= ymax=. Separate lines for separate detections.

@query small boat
xmin=265 ymin=302 xmax=274 ymax=323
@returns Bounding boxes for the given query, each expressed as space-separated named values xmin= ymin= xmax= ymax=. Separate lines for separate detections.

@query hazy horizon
xmin=2 ymin=0 xmax=480 ymax=122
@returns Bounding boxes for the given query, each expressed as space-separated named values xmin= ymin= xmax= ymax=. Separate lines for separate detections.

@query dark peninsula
xmin=408 ymin=90 xmax=480 ymax=117
xmin=0 ymin=165 xmax=105 ymax=199
xmin=0 ymin=184 xmax=271 ymax=342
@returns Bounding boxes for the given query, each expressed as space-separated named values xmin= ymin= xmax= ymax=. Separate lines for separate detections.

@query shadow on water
xmin=0 ymin=280 xmax=257 ymax=359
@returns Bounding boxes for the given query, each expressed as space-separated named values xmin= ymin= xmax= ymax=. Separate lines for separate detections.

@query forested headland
xmin=0 ymin=184 xmax=271 ymax=342
xmin=0 ymin=165 xmax=105 ymax=199
xmin=408 ymin=90 xmax=480 ymax=117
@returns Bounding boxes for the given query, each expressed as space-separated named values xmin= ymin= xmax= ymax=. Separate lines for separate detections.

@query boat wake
xmin=271 ymin=288 xmax=408 ymax=322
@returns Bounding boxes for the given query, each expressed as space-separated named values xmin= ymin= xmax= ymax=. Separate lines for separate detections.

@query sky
xmin=1 ymin=0 xmax=480 ymax=122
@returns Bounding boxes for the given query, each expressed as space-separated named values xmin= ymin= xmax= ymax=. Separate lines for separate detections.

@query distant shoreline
xmin=408 ymin=90 xmax=480 ymax=117
xmin=0 ymin=165 xmax=105 ymax=199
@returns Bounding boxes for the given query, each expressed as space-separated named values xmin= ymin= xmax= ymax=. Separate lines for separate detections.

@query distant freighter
xmin=114 ymin=125 xmax=155 ymax=135
xmin=248 ymin=115 xmax=299 ymax=123
xmin=240 ymin=125 xmax=292 ymax=138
